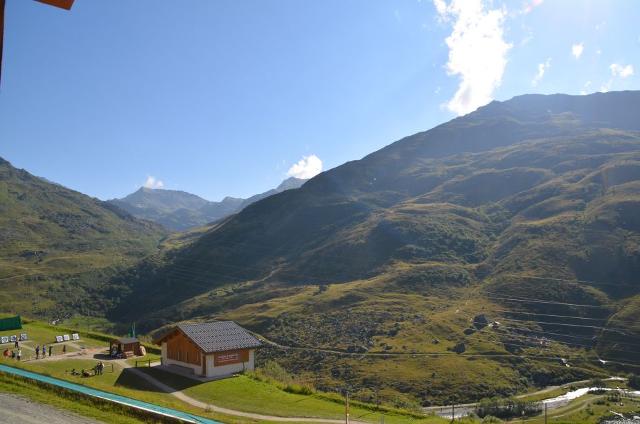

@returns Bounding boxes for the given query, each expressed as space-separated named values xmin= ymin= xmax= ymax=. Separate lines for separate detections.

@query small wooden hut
xmin=110 ymin=337 xmax=142 ymax=358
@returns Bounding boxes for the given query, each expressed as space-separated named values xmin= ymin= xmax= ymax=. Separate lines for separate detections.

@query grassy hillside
xmin=106 ymin=92 xmax=640 ymax=406
xmin=0 ymin=158 xmax=166 ymax=319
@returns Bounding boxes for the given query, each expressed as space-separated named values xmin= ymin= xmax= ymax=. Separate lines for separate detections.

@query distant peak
xmin=277 ymin=176 xmax=307 ymax=191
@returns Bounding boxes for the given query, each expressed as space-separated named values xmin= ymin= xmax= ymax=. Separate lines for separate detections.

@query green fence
xmin=0 ymin=315 xmax=22 ymax=331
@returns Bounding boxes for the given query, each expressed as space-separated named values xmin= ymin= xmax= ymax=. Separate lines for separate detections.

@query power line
xmin=483 ymin=293 xmax=614 ymax=309
xmin=500 ymin=273 xmax=639 ymax=289
xmin=496 ymin=317 xmax=630 ymax=335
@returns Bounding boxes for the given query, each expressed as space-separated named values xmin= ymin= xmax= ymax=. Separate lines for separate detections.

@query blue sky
xmin=0 ymin=0 xmax=638 ymax=200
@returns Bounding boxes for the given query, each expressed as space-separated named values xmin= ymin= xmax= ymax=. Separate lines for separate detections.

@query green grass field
xmin=142 ymin=367 xmax=446 ymax=424
xmin=0 ymin=320 xmax=105 ymax=359
xmin=0 ymin=319 xmax=636 ymax=424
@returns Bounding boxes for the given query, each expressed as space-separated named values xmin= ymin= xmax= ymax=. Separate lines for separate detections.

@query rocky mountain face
xmin=109 ymin=177 xmax=307 ymax=231
xmin=109 ymin=91 xmax=640 ymax=405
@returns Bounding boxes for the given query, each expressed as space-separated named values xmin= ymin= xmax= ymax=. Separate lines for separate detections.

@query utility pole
xmin=451 ymin=403 xmax=455 ymax=422
xmin=544 ymin=402 xmax=547 ymax=424
xmin=345 ymin=390 xmax=350 ymax=424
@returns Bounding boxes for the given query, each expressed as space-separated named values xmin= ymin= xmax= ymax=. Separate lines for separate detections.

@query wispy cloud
xmin=521 ymin=0 xmax=543 ymax=15
xmin=434 ymin=0 xmax=512 ymax=116
xmin=571 ymin=42 xmax=584 ymax=59
xmin=610 ymin=63 xmax=634 ymax=78
xmin=531 ymin=58 xmax=551 ymax=86
xmin=287 ymin=155 xmax=323 ymax=179
xmin=602 ymin=63 xmax=635 ymax=92
xmin=143 ymin=176 xmax=164 ymax=189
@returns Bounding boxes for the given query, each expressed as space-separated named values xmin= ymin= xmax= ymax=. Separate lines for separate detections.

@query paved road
xmin=0 ymin=393 xmax=102 ymax=424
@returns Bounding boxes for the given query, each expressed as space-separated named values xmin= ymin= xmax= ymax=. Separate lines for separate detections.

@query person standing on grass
xmin=14 ymin=339 xmax=18 ymax=348
xmin=17 ymin=348 xmax=21 ymax=361
xmin=35 ymin=345 xmax=40 ymax=359
xmin=42 ymin=343 xmax=47 ymax=358
xmin=49 ymin=345 xmax=53 ymax=357
xmin=62 ymin=344 xmax=66 ymax=354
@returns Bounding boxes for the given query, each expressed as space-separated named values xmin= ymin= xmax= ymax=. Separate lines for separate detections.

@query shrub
xmin=284 ymin=383 xmax=314 ymax=395
xmin=476 ymin=397 xmax=541 ymax=419
xmin=629 ymin=374 xmax=640 ymax=390
xmin=260 ymin=360 xmax=293 ymax=383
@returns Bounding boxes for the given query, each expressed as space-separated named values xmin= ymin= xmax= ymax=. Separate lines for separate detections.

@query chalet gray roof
xmin=177 ymin=321 xmax=261 ymax=353
xmin=113 ymin=337 xmax=138 ymax=344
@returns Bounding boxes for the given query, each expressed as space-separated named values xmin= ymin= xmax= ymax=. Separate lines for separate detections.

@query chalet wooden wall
xmin=166 ymin=331 xmax=202 ymax=365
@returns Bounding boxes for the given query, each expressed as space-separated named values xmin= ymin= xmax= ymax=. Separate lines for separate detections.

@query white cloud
xmin=433 ymin=0 xmax=447 ymax=16
xmin=434 ymin=0 xmax=512 ymax=116
xmin=286 ymin=155 xmax=323 ymax=179
xmin=571 ymin=42 xmax=584 ymax=59
xmin=143 ymin=176 xmax=164 ymax=189
xmin=610 ymin=63 xmax=634 ymax=78
xmin=531 ymin=58 xmax=551 ymax=86
xmin=580 ymin=80 xmax=592 ymax=95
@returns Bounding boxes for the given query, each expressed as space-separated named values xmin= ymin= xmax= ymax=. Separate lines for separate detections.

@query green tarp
xmin=0 ymin=315 xmax=22 ymax=331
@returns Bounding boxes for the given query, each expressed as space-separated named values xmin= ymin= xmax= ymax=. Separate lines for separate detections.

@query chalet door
xmin=202 ymin=355 xmax=207 ymax=376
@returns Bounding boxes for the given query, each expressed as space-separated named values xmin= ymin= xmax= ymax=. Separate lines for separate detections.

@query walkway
xmin=0 ymin=393 xmax=101 ymax=424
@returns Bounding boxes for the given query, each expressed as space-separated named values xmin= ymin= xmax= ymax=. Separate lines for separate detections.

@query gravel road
xmin=0 ymin=393 xmax=102 ymax=424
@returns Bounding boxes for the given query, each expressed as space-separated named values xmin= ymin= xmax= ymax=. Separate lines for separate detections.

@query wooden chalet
xmin=154 ymin=321 xmax=261 ymax=378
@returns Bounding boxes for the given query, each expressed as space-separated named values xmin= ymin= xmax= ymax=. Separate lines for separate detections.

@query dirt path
xmin=126 ymin=367 xmax=368 ymax=424
xmin=25 ymin=347 xmax=105 ymax=363
xmin=0 ymin=393 xmax=102 ymax=424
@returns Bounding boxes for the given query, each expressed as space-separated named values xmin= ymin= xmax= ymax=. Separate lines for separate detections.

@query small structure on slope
xmin=154 ymin=321 xmax=261 ymax=378
xmin=110 ymin=337 xmax=142 ymax=358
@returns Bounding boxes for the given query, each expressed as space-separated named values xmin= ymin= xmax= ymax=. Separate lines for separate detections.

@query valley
xmin=2 ymin=92 xmax=640 ymax=413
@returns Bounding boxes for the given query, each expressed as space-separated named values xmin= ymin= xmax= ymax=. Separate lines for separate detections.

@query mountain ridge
xmin=108 ymin=176 xmax=307 ymax=231
xmin=107 ymin=91 xmax=640 ymax=405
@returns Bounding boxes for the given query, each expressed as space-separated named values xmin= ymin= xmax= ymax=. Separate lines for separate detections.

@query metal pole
xmin=544 ymin=403 xmax=547 ymax=424
xmin=345 ymin=390 xmax=350 ymax=424
xmin=451 ymin=404 xmax=455 ymax=422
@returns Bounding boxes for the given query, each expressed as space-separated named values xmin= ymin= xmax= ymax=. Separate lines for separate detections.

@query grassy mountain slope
xmin=0 ymin=158 xmax=166 ymax=318
xmin=111 ymin=91 xmax=640 ymax=405
xmin=109 ymin=177 xmax=307 ymax=231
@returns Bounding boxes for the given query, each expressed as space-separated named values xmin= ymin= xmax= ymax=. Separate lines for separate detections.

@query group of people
xmin=2 ymin=338 xmax=22 ymax=360
xmin=34 ymin=343 xmax=53 ymax=359
xmin=2 ymin=347 xmax=21 ymax=360
xmin=1 ymin=339 xmax=67 ymax=361
xmin=68 ymin=361 xmax=104 ymax=378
